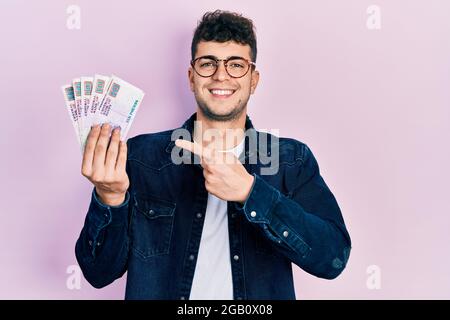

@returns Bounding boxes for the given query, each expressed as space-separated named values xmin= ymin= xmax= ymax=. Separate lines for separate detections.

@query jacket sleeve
xmin=75 ymin=189 xmax=131 ymax=288
xmin=236 ymin=144 xmax=351 ymax=279
xmin=75 ymin=140 xmax=133 ymax=289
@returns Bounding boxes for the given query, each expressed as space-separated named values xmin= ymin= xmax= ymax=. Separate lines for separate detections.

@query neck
xmin=194 ymin=108 xmax=246 ymax=151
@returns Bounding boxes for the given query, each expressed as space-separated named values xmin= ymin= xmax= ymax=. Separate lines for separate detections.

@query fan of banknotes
xmin=62 ymin=75 xmax=145 ymax=152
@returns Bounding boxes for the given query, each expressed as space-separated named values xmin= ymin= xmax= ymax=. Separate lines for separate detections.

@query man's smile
xmin=208 ymin=88 xmax=236 ymax=99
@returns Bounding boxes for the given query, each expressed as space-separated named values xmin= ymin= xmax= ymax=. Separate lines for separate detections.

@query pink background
xmin=1 ymin=0 xmax=449 ymax=299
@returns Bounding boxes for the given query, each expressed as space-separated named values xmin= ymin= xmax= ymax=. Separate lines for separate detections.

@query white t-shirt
xmin=189 ymin=137 xmax=245 ymax=300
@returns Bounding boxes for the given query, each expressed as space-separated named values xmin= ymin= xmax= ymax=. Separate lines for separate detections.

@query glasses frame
xmin=190 ymin=55 xmax=256 ymax=79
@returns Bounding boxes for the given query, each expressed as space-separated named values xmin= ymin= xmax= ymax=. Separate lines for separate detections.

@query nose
xmin=212 ymin=61 xmax=230 ymax=81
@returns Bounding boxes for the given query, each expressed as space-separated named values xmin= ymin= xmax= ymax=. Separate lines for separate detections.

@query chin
xmin=198 ymin=103 xmax=245 ymax=122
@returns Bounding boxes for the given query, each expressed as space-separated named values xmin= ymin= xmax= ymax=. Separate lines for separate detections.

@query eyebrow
xmin=198 ymin=55 xmax=248 ymax=60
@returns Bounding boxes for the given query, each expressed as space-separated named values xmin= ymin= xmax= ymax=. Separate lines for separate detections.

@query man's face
xmin=188 ymin=40 xmax=259 ymax=122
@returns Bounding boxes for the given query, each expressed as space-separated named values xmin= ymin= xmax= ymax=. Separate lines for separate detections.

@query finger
xmin=115 ymin=140 xmax=128 ymax=172
xmin=92 ymin=123 xmax=112 ymax=170
xmin=202 ymin=167 xmax=210 ymax=180
xmin=201 ymin=145 xmax=214 ymax=161
xmin=105 ymin=127 xmax=121 ymax=173
xmin=175 ymin=139 xmax=203 ymax=157
xmin=81 ymin=124 xmax=101 ymax=176
xmin=221 ymin=150 xmax=238 ymax=165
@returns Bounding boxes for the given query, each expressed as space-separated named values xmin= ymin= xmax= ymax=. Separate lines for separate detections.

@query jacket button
xmin=189 ymin=254 xmax=195 ymax=261
xmin=250 ymin=211 xmax=257 ymax=217
xmin=196 ymin=212 xmax=202 ymax=219
xmin=148 ymin=209 xmax=155 ymax=215
xmin=283 ymin=231 xmax=289 ymax=237
xmin=233 ymin=255 xmax=239 ymax=261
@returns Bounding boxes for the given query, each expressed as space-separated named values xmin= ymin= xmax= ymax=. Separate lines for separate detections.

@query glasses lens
xmin=226 ymin=58 xmax=250 ymax=78
xmin=194 ymin=58 xmax=217 ymax=77
xmin=193 ymin=57 xmax=251 ymax=78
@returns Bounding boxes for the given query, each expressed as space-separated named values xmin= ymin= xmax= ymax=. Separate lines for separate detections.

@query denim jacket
xmin=75 ymin=112 xmax=351 ymax=300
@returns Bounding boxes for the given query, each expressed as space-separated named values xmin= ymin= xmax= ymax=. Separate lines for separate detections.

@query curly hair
xmin=191 ymin=10 xmax=257 ymax=62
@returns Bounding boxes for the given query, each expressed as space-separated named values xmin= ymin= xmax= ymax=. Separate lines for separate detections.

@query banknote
xmin=98 ymin=75 xmax=145 ymax=141
xmin=80 ymin=76 xmax=94 ymax=149
xmin=62 ymin=75 xmax=144 ymax=153
xmin=72 ymin=78 xmax=83 ymax=140
xmin=61 ymin=85 xmax=81 ymax=146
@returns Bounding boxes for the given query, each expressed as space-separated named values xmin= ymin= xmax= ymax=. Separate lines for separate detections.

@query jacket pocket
xmin=130 ymin=193 xmax=176 ymax=259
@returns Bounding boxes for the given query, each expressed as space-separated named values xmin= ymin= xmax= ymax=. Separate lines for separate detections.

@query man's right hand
xmin=81 ymin=123 xmax=130 ymax=206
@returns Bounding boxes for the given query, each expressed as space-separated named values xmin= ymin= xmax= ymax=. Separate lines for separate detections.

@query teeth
xmin=210 ymin=89 xmax=234 ymax=96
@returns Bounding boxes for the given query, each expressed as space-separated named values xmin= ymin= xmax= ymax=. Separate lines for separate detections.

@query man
xmin=76 ymin=10 xmax=351 ymax=300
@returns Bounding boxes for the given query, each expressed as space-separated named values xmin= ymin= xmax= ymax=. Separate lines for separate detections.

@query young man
xmin=76 ymin=10 xmax=351 ymax=300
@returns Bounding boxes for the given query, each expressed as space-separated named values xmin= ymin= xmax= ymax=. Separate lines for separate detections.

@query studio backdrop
xmin=0 ymin=0 xmax=449 ymax=299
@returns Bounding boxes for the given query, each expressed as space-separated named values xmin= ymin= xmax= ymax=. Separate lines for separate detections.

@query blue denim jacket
xmin=75 ymin=112 xmax=351 ymax=300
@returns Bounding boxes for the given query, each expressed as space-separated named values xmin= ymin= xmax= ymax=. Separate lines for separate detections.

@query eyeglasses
xmin=191 ymin=55 xmax=256 ymax=78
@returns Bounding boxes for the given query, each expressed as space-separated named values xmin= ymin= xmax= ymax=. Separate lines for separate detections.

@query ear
xmin=250 ymin=69 xmax=260 ymax=95
xmin=188 ymin=67 xmax=195 ymax=92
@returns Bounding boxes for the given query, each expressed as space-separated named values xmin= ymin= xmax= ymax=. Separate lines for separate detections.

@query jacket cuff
xmin=238 ymin=173 xmax=281 ymax=224
xmin=89 ymin=188 xmax=130 ymax=227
